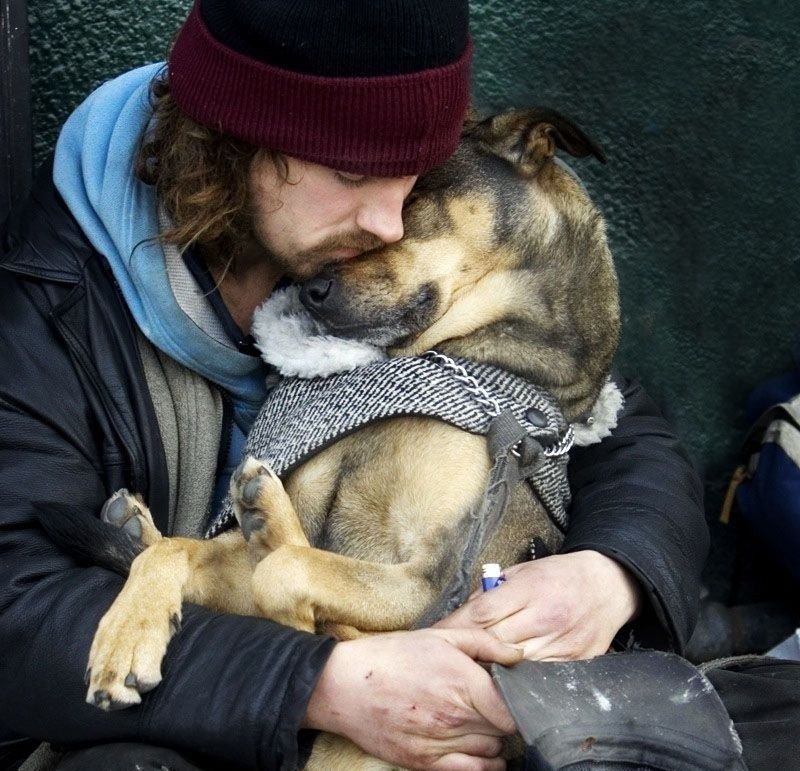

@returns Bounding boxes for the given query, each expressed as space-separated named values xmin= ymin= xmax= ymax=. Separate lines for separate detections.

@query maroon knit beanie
xmin=168 ymin=0 xmax=472 ymax=177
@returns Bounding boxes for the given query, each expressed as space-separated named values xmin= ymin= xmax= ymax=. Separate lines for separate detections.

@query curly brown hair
xmin=135 ymin=70 xmax=286 ymax=271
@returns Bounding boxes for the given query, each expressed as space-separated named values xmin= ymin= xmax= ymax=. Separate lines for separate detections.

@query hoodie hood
xmin=53 ymin=63 xmax=267 ymax=422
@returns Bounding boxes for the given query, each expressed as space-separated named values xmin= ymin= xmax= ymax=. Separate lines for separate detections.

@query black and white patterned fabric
xmin=205 ymin=354 xmax=572 ymax=538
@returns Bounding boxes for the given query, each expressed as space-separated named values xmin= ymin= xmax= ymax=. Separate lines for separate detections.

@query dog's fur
xmin=75 ymin=109 xmax=619 ymax=770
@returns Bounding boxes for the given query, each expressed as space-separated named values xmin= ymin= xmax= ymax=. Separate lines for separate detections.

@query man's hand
xmin=434 ymin=550 xmax=641 ymax=661
xmin=303 ymin=628 xmax=523 ymax=770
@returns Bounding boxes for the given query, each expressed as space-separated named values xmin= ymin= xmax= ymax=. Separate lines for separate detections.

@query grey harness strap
xmin=205 ymin=355 xmax=574 ymax=570
xmin=413 ymin=408 xmax=550 ymax=627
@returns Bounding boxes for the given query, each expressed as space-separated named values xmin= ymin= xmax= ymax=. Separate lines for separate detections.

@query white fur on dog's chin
xmin=252 ymin=286 xmax=387 ymax=379
xmin=572 ymin=380 xmax=625 ymax=446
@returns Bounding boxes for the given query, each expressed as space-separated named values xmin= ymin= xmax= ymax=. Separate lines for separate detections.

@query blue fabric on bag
xmin=738 ymin=443 xmax=800 ymax=584
xmin=744 ymin=371 xmax=800 ymax=423
xmin=736 ymin=346 xmax=800 ymax=585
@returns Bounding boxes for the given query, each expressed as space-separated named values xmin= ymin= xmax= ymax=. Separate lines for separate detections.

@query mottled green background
xmin=27 ymin=1 xmax=800 ymax=595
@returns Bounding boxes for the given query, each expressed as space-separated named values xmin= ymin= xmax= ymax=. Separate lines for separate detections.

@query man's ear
xmin=468 ymin=108 xmax=606 ymax=177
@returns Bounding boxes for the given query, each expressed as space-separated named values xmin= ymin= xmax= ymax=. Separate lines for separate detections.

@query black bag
xmin=702 ymin=655 xmax=800 ymax=771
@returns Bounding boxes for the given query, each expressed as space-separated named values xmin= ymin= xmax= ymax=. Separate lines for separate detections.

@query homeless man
xmin=0 ymin=1 xmax=708 ymax=769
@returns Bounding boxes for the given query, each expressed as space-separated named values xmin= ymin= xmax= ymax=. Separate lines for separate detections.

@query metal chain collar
xmin=424 ymin=350 xmax=575 ymax=458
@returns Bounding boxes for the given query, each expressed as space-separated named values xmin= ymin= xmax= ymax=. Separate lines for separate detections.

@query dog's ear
xmin=468 ymin=108 xmax=606 ymax=177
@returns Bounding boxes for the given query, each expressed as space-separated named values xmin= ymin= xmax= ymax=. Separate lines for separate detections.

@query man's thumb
xmin=434 ymin=627 xmax=524 ymax=665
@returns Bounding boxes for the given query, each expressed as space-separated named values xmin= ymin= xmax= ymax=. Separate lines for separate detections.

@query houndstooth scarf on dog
xmin=205 ymin=351 xmax=574 ymax=539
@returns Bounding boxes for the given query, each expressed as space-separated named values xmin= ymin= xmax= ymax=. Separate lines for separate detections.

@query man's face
xmin=248 ymin=153 xmax=418 ymax=280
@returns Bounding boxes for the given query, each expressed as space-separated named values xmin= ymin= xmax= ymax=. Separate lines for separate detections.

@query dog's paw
xmin=230 ymin=456 xmax=285 ymax=542
xmin=86 ymin=580 xmax=181 ymax=710
xmin=100 ymin=489 xmax=161 ymax=547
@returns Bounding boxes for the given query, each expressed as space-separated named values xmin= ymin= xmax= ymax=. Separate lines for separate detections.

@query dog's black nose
xmin=301 ymin=276 xmax=333 ymax=308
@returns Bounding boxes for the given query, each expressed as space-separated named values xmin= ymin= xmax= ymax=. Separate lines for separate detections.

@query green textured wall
xmin=28 ymin=2 xmax=800 ymax=591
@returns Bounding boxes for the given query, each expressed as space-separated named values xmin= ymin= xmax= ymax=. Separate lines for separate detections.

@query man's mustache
xmin=307 ymin=232 xmax=386 ymax=256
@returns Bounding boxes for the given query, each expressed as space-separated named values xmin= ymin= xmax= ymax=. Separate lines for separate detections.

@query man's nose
xmin=355 ymin=177 xmax=415 ymax=244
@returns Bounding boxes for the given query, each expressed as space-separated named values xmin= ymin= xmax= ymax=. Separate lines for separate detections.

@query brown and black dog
xmin=83 ymin=109 xmax=619 ymax=769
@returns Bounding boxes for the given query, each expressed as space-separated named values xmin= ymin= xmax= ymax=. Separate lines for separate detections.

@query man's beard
xmin=268 ymin=232 xmax=386 ymax=280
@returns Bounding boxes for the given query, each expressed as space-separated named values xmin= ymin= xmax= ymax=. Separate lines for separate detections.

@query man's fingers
xmin=466 ymin=669 xmax=518 ymax=735
xmin=516 ymin=633 xmax=609 ymax=661
xmin=497 ymin=562 xmax=527 ymax=579
xmin=435 ymin=586 xmax=527 ymax=630
xmin=426 ymin=628 xmax=519 ymax=734
xmin=483 ymin=609 xmax=556 ymax=646
xmin=516 ymin=633 xmax=559 ymax=660
xmin=430 ymin=752 xmax=507 ymax=771
xmin=431 ymin=627 xmax=523 ymax=666
xmin=439 ymin=733 xmax=504 ymax=758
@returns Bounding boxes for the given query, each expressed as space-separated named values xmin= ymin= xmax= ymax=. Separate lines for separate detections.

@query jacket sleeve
xmin=0 ymin=276 xmax=334 ymax=770
xmin=562 ymin=376 xmax=709 ymax=654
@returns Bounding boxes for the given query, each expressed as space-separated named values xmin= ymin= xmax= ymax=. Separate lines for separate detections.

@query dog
xmin=77 ymin=108 xmax=620 ymax=769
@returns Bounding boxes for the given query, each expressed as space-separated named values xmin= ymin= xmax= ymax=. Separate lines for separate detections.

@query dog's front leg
xmin=87 ymin=529 xmax=252 ymax=710
xmin=249 ymin=545 xmax=438 ymax=635
xmin=229 ymin=458 xmax=437 ymax=634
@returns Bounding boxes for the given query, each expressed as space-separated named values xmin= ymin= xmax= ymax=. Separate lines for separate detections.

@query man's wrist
xmin=303 ymin=641 xmax=347 ymax=733
xmin=580 ymin=549 xmax=643 ymax=625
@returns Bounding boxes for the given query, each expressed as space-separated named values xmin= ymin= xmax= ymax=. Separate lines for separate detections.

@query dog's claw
xmin=121 ymin=514 xmax=142 ymax=540
xmin=98 ymin=489 xmax=160 ymax=549
xmin=91 ymin=689 xmax=135 ymax=711
xmin=84 ymin=667 xmax=91 ymax=685
xmin=169 ymin=613 xmax=182 ymax=636
xmin=101 ymin=492 xmax=130 ymax=525
xmin=138 ymin=678 xmax=159 ymax=695
xmin=240 ymin=512 xmax=265 ymax=542
xmin=241 ymin=478 xmax=263 ymax=507
xmin=124 ymin=672 xmax=138 ymax=689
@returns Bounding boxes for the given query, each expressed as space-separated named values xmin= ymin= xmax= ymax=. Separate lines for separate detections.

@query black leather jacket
xmin=0 ymin=165 xmax=708 ymax=770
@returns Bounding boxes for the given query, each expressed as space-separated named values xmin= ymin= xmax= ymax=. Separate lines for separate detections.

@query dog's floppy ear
xmin=469 ymin=108 xmax=606 ymax=177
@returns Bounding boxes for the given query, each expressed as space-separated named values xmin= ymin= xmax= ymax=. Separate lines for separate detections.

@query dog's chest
xmin=286 ymin=418 xmax=492 ymax=565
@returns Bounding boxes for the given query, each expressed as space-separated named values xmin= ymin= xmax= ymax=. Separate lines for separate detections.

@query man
xmin=0 ymin=1 xmax=707 ymax=769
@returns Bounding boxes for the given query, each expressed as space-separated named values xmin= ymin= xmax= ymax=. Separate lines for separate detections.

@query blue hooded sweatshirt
xmin=53 ymin=63 xmax=269 ymax=515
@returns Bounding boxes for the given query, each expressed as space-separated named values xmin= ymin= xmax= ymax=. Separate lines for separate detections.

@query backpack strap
xmin=721 ymin=393 xmax=800 ymax=524
xmin=742 ymin=393 xmax=800 ymax=455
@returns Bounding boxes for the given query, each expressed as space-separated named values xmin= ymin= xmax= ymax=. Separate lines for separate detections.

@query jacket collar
xmin=1 ymin=159 xmax=87 ymax=284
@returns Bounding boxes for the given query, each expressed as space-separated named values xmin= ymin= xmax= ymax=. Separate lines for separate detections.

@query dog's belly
xmin=284 ymin=416 xmax=562 ymax=592
xmin=287 ymin=418 xmax=489 ymax=561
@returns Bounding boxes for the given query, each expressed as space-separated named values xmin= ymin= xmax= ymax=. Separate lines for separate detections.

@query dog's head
xmin=298 ymin=109 xmax=619 ymax=419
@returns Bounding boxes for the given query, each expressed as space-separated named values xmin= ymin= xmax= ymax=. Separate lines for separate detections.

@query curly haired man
xmin=0 ymin=2 xmax=707 ymax=769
